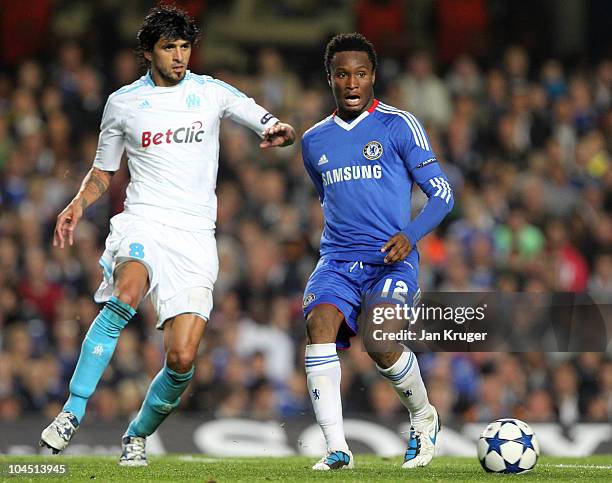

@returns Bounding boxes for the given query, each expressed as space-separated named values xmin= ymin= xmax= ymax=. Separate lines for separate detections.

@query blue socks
xmin=127 ymin=364 xmax=194 ymax=437
xmin=63 ymin=297 xmax=136 ymax=423
xmin=63 ymin=295 xmax=194 ymax=438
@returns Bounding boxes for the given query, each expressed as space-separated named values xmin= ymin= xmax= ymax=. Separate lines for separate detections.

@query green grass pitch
xmin=1 ymin=455 xmax=611 ymax=482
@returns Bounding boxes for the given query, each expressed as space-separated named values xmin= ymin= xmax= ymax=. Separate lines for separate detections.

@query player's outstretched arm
xmin=54 ymin=167 xmax=113 ymax=248
xmin=260 ymin=122 xmax=296 ymax=148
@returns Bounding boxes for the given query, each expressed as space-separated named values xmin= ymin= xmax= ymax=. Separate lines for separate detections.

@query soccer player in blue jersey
xmin=301 ymin=34 xmax=453 ymax=470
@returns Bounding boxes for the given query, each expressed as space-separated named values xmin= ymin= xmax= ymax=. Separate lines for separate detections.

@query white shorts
xmin=94 ymin=212 xmax=218 ymax=329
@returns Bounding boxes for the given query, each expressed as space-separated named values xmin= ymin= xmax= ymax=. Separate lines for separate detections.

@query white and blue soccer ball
xmin=477 ymin=418 xmax=540 ymax=474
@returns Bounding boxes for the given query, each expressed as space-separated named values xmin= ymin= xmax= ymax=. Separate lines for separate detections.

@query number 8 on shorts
xmin=129 ymin=243 xmax=145 ymax=259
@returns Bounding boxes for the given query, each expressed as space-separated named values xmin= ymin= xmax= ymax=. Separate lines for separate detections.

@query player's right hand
xmin=54 ymin=201 xmax=83 ymax=248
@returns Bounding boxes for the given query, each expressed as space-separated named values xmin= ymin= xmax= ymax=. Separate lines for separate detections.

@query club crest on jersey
xmin=303 ymin=293 xmax=316 ymax=308
xmin=186 ymin=93 xmax=201 ymax=109
xmin=363 ymin=141 xmax=383 ymax=160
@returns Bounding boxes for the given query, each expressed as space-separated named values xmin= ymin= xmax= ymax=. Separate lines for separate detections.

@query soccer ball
xmin=477 ymin=418 xmax=540 ymax=474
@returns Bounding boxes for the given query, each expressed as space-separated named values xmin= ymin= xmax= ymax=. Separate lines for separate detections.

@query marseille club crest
xmin=363 ymin=141 xmax=383 ymax=160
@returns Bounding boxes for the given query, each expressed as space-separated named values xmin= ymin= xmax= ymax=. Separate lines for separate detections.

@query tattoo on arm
xmin=90 ymin=173 xmax=109 ymax=196
xmin=76 ymin=169 xmax=111 ymax=211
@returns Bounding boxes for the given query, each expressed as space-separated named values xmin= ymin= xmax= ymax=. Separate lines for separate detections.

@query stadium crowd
xmin=0 ymin=4 xmax=611 ymax=428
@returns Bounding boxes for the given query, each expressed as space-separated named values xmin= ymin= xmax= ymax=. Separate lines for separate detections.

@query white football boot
xmin=312 ymin=449 xmax=354 ymax=470
xmin=39 ymin=411 xmax=79 ymax=454
xmin=118 ymin=435 xmax=148 ymax=466
xmin=402 ymin=405 xmax=441 ymax=468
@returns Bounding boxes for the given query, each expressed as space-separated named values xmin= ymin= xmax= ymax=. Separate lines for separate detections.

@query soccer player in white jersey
xmin=40 ymin=5 xmax=295 ymax=465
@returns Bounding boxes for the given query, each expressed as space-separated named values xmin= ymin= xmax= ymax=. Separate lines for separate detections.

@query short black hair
xmin=136 ymin=5 xmax=201 ymax=66
xmin=324 ymin=33 xmax=377 ymax=75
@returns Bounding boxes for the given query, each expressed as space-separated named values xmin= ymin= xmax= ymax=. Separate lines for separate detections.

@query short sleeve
xmin=92 ymin=95 xmax=126 ymax=172
xmin=209 ymin=79 xmax=278 ymax=137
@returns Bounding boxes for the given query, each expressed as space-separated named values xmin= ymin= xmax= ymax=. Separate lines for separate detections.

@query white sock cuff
xmin=305 ymin=343 xmax=339 ymax=372
xmin=306 ymin=343 xmax=337 ymax=356
xmin=376 ymin=350 xmax=415 ymax=382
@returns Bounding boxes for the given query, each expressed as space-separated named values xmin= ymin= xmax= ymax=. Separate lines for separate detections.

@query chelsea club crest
xmin=363 ymin=141 xmax=383 ymax=160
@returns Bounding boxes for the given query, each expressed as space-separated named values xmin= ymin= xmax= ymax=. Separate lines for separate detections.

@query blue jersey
xmin=302 ymin=100 xmax=453 ymax=265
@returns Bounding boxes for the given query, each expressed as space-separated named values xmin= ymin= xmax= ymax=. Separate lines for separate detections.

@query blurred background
xmin=0 ymin=0 xmax=610 ymax=449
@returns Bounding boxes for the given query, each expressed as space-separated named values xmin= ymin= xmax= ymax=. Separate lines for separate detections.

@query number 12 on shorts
xmin=380 ymin=278 xmax=408 ymax=303
xmin=129 ymin=243 xmax=145 ymax=259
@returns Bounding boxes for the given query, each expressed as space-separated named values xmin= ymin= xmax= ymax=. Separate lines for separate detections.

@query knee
xmin=112 ymin=262 xmax=148 ymax=309
xmin=113 ymin=290 xmax=141 ymax=309
xmin=166 ymin=347 xmax=196 ymax=373
xmin=306 ymin=305 xmax=343 ymax=344
xmin=367 ymin=350 xmax=401 ymax=369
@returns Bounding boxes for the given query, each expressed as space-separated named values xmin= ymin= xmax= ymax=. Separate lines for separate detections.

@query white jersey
xmin=93 ymin=71 xmax=278 ymax=231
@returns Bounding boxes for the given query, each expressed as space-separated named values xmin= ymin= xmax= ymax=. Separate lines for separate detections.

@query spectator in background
xmin=570 ymin=77 xmax=598 ymax=136
xmin=545 ymin=219 xmax=589 ymax=291
xmin=19 ymin=248 xmax=65 ymax=327
xmin=552 ymin=362 xmax=580 ymax=425
xmin=504 ymin=45 xmax=530 ymax=86
xmin=64 ymin=66 xmax=105 ymax=139
xmin=110 ymin=49 xmax=141 ymax=94
xmin=593 ymin=60 xmax=612 ymax=112
xmin=525 ymin=389 xmax=556 ymax=422
xmin=446 ymin=55 xmax=484 ymax=99
xmin=445 ymin=112 xmax=482 ymax=179
xmin=552 ymin=95 xmax=578 ymax=169
xmin=598 ymin=362 xmax=612 ymax=421
xmin=541 ymin=59 xmax=567 ymax=101
xmin=396 ymin=50 xmax=452 ymax=128
xmin=494 ymin=202 xmax=545 ymax=272
xmin=256 ymin=48 xmax=300 ymax=114
xmin=234 ymin=304 xmax=295 ymax=384
xmin=471 ymin=373 xmax=508 ymax=422
xmin=589 ymin=253 xmax=612 ymax=304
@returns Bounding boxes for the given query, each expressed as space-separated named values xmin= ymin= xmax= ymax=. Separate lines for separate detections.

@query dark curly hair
xmin=324 ymin=33 xmax=378 ymax=75
xmin=136 ymin=4 xmax=201 ymax=67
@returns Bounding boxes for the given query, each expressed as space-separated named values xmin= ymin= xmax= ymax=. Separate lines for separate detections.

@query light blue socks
xmin=126 ymin=364 xmax=194 ymax=437
xmin=63 ymin=296 xmax=136 ymax=423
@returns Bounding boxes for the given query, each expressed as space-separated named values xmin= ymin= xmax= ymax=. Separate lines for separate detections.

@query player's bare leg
xmin=366 ymin=309 xmax=439 ymax=469
xmin=120 ymin=312 xmax=205 ymax=466
xmin=305 ymin=305 xmax=354 ymax=470
xmin=40 ymin=262 xmax=148 ymax=454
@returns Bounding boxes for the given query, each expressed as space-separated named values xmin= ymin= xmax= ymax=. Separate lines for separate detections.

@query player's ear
xmin=372 ymin=70 xmax=376 ymax=85
xmin=144 ymin=51 xmax=152 ymax=63
xmin=327 ymin=73 xmax=331 ymax=87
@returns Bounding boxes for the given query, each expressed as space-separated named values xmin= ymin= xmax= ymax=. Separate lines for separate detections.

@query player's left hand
xmin=381 ymin=233 xmax=412 ymax=264
xmin=260 ymin=122 xmax=296 ymax=148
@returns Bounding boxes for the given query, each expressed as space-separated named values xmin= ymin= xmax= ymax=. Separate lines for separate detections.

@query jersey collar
xmin=146 ymin=69 xmax=191 ymax=88
xmin=332 ymin=99 xmax=379 ymax=131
